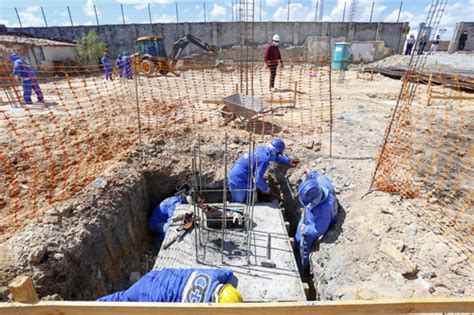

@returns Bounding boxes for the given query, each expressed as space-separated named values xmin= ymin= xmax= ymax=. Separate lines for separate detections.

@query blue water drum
xmin=332 ymin=42 xmax=351 ymax=70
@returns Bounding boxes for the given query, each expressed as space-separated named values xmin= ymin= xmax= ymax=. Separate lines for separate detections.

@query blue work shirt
xmin=295 ymin=172 xmax=338 ymax=266
xmin=228 ymin=145 xmax=292 ymax=193
xmin=12 ymin=59 xmax=36 ymax=80
xmin=149 ymin=196 xmax=185 ymax=235
xmin=97 ymin=268 xmax=235 ymax=303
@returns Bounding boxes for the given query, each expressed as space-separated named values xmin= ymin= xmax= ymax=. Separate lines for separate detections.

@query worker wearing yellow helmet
xmin=97 ymin=268 xmax=243 ymax=303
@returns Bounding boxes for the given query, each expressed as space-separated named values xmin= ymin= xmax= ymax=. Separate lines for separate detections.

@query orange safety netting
xmin=373 ymin=71 xmax=474 ymax=258
xmin=0 ymin=56 xmax=333 ymax=239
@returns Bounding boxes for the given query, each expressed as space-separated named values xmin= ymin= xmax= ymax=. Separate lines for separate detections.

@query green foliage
xmin=75 ymin=31 xmax=107 ymax=65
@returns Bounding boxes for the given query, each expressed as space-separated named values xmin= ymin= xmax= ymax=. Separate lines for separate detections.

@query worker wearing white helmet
xmin=264 ymin=34 xmax=284 ymax=91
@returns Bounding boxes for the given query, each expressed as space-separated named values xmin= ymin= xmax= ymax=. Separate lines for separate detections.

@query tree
xmin=75 ymin=31 xmax=107 ymax=65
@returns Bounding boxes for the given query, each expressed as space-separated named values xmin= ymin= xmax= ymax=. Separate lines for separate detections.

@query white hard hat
xmin=272 ymin=34 xmax=280 ymax=41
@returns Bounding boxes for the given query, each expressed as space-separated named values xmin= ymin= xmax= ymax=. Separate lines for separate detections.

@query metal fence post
xmin=203 ymin=2 xmax=206 ymax=22
xmin=94 ymin=5 xmax=100 ymax=26
xmin=67 ymin=6 xmax=74 ymax=26
xmin=397 ymin=0 xmax=403 ymax=22
xmin=287 ymin=0 xmax=290 ymax=21
xmin=370 ymin=1 xmax=375 ymax=22
xmin=40 ymin=7 xmax=48 ymax=27
xmin=175 ymin=2 xmax=179 ymax=23
xmin=15 ymin=8 xmax=23 ymax=28
xmin=121 ymin=4 xmax=126 ymax=24
xmin=148 ymin=3 xmax=152 ymax=23
xmin=315 ymin=0 xmax=319 ymax=21
xmin=260 ymin=0 xmax=262 ymax=21
xmin=342 ymin=1 xmax=346 ymax=22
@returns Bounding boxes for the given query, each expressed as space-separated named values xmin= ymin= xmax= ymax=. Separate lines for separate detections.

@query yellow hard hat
xmin=218 ymin=284 xmax=243 ymax=303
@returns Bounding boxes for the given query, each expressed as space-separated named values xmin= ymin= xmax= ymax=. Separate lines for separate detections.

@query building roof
xmin=0 ymin=35 xmax=75 ymax=47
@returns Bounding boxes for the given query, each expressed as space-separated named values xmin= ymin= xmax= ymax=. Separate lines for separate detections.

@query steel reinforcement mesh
xmin=0 ymin=56 xmax=332 ymax=239
xmin=372 ymin=71 xmax=473 ymax=259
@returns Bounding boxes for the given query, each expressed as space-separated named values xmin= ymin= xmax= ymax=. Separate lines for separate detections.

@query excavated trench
xmin=0 ymin=142 xmax=313 ymax=301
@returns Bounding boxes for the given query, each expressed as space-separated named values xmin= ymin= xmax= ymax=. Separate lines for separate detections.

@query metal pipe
xmin=397 ymin=0 xmax=403 ymax=23
xmin=260 ymin=0 xmax=262 ymax=21
xmin=15 ymin=8 xmax=23 ymax=29
xmin=94 ymin=5 xmax=100 ymax=26
xmin=41 ymin=7 xmax=48 ymax=27
xmin=175 ymin=2 xmax=179 ymax=23
xmin=121 ymin=4 xmax=126 ymax=24
xmin=287 ymin=0 xmax=290 ymax=22
xmin=148 ymin=3 xmax=152 ymax=23
xmin=266 ymin=233 xmax=272 ymax=259
xmin=315 ymin=0 xmax=319 ymax=22
xmin=67 ymin=6 xmax=74 ymax=27
xmin=342 ymin=1 xmax=346 ymax=22
xmin=203 ymin=2 xmax=206 ymax=22
xmin=369 ymin=1 xmax=375 ymax=23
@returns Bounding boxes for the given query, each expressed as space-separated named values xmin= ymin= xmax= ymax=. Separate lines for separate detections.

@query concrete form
xmin=154 ymin=203 xmax=306 ymax=302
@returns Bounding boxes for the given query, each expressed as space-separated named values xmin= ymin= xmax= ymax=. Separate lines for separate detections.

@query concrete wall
xmin=449 ymin=22 xmax=474 ymax=53
xmin=9 ymin=22 xmax=407 ymax=59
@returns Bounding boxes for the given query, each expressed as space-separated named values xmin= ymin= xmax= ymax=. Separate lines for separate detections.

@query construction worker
xmin=97 ymin=268 xmax=243 ymax=303
xmin=101 ymin=52 xmax=112 ymax=80
xmin=115 ymin=54 xmax=124 ymax=78
xmin=264 ymin=34 xmax=283 ymax=91
xmin=122 ymin=52 xmax=133 ymax=79
xmin=228 ymin=139 xmax=298 ymax=203
xmin=149 ymin=196 xmax=186 ymax=246
xmin=459 ymin=31 xmax=468 ymax=51
xmin=429 ymin=35 xmax=440 ymax=55
xmin=10 ymin=53 xmax=45 ymax=104
xmin=295 ymin=171 xmax=338 ymax=267
xmin=405 ymin=34 xmax=416 ymax=55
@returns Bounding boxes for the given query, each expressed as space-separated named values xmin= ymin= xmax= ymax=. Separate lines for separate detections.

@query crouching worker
xmin=228 ymin=139 xmax=299 ymax=203
xmin=149 ymin=196 xmax=187 ymax=246
xmin=97 ymin=268 xmax=243 ymax=303
xmin=295 ymin=171 xmax=338 ymax=267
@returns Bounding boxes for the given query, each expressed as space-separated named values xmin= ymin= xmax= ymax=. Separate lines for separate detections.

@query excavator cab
xmin=137 ymin=36 xmax=167 ymax=58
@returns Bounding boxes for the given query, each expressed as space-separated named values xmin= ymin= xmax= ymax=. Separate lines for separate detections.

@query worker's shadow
xmin=239 ymin=119 xmax=282 ymax=135
xmin=320 ymin=201 xmax=347 ymax=245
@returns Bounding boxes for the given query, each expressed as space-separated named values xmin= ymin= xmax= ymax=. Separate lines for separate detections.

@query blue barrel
xmin=332 ymin=42 xmax=351 ymax=70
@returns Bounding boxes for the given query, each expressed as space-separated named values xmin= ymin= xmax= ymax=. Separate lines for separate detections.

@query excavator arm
xmin=169 ymin=34 xmax=216 ymax=65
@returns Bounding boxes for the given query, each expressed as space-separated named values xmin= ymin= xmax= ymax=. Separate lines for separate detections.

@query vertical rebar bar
xmin=94 ymin=5 xmax=100 ymax=26
xmin=221 ymin=133 xmax=228 ymax=263
xmin=342 ymin=1 xmax=346 ymax=22
xmin=329 ymin=50 xmax=333 ymax=157
xmin=197 ymin=133 xmax=202 ymax=193
xmin=148 ymin=3 xmax=152 ymax=23
xmin=121 ymin=4 xmax=126 ymax=24
xmin=15 ymin=8 xmax=23 ymax=29
xmin=41 ymin=7 xmax=48 ymax=27
xmin=134 ymin=64 xmax=142 ymax=145
xmin=192 ymin=156 xmax=199 ymax=262
xmin=67 ymin=6 xmax=74 ymax=27
xmin=397 ymin=0 xmax=403 ymax=23
xmin=175 ymin=2 xmax=179 ymax=23
xmin=369 ymin=1 xmax=375 ymax=22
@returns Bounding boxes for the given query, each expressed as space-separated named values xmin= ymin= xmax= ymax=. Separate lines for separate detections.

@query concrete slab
xmin=154 ymin=202 xmax=306 ymax=302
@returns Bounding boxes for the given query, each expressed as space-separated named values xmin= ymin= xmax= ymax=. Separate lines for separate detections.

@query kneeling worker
xmin=97 ymin=268 xmax=243 ymax=303
xmin=149 ymin=196 xmax=187 ymax=246
xmin=228 ymin=139 xmax=298 ymax=203
xmin=295 ymin=171 xmax=338 ymax=267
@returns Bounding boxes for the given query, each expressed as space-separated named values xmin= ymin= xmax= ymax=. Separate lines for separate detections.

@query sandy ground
xmin=0 ymin=61 xmax=472 ymax=300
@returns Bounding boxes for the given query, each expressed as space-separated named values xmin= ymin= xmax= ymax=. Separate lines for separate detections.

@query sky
xmin=0 ymin=0 xmax=473 ymax=39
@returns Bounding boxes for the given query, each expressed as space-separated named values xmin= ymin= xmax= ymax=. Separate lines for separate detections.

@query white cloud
xmin=211 ymin=4 xmax=227 ymax=18
xmin=18 ymin=6 xmax=45 ymax=27
xmin=273 ymin=3 xmax=314 ymax=21
xmin=322 ymin=0 xmax=385 ymax=22
xmin=84 ymin=0 xmax=101 ymax=18
xmin=84 ymin=21 xmax=94 ymax=26
xmin=117 ymin=0 xmax=173 ymax=10
xmin=266 ymin=0 xmax=283 ymax=5
xmin=0 ymin=18 xmax=19 ymax=27
xmin=232 ymin=2 xmax=267 ymax=21
xmin=152 ymin=14 xmax=176 ymax=23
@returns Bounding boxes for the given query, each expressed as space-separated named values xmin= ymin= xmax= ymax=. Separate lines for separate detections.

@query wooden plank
xmin=0 ymin=298 xmax=473 ymax=315
xmin=8 ymin=275 xmax=39 ymax=303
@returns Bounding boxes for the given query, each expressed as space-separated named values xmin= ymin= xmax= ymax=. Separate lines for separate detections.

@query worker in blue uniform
xmin=149 ymin=196 xmax=186 ymax=246
xmin=294 ymin=171 xmax=338 ymax=267
xmin=10 ymin=53 xmax=45 ymax=104
xmin=101 ymin=52 xmax=112 ymax=80
xmin=122 ymin=52 xmax=133 ymax=79
xmin=228 ymin=139 xmax=298 ymax=203
xmin=115 ymin=54 xmax=124 ymax=78
xmin=97 ymin=268 xmax=243 ymax=303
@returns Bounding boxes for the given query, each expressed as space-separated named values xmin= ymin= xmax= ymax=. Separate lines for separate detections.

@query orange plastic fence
xmin=373 ymin=70 xmax=473 ymax=259
xmin=0 ymin=56 xmax=333 ymax=239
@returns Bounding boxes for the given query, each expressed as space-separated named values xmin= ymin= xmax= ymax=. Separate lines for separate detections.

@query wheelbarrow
xmin=220 ymin=93 xmax=274 ymax=124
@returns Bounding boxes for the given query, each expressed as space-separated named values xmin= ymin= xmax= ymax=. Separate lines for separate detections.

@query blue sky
xmin=1 ymin=0 xmax=473 ymax=38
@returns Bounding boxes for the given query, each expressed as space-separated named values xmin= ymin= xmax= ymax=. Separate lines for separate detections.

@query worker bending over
xmin=149 ymin=196 xmax=186 ymax=246
xmin=295 ymin=171 xmax=338 ymax=267
xmin=228 ymin=139 xmax=298 ymax=203
xmin=10 ymin=53 xmax=45 ymax=104
xmin=97 ymin=268 xmax=243 ymax=303
xmin=264 ymin=34 xmax=283 ymax=91
xmin=115 ymin=54 xmax=124 ymax=78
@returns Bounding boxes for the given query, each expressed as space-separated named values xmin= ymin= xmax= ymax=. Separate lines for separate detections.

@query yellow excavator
xmin=133 ymin=34 xmax=216 ymax=76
